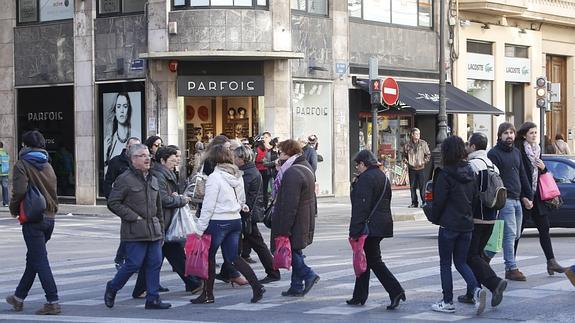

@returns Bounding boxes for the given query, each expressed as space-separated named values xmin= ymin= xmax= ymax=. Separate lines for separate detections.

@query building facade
xmin=453 ymin=0 xmax=575 ymax=151
xmin=1 ymin=0 xmax=448 ymax=204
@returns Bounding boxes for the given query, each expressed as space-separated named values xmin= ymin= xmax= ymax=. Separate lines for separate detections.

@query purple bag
xmin=538 ymin=172 xmax=561 ymax=201
xmin=349 ymin=235 xmax=368 ymax=277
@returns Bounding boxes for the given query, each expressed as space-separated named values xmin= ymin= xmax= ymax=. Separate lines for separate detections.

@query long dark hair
xmin=515 ymin=121 xmax=537 ymax=147
xmin=441 ymin=135 xmax=467 ymax=166
xmin=108 ymin=92 xmax=132 ymax=136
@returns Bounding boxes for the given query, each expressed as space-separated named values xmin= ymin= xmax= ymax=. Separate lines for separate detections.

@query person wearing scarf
xmin=515 ymin=122 xmax=566 ymax=275
xmin=270 ymin=139 xmax=319 ymax=297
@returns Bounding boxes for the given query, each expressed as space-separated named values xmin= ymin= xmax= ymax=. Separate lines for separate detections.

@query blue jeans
xmin=109 ymin=240 xmax=162 ymax=302
xmin=291 ymin=249 xmax=316 ymax=292
xmin=206 ymin=219 xmax=242 ymax=264
xmin=1 ymin=175 xmax=8 ymax=205
xmin=485 ymin=199 xmax=522 ymax=271
xmin=15 ymin=218 xmax=59 ymax=302
xmin=438 ymin=227 xmax=478 ymax=303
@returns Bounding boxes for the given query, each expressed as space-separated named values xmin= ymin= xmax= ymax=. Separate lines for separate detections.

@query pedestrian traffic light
xmin=535 ymin=76 xmax=547 ymax=110
xmin=370 ymin=79 xmax=382 ymax=105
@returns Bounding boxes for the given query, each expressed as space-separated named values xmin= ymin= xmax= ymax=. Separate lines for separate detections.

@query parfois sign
xmin=177 ymin=76 xmax=264 ymax=97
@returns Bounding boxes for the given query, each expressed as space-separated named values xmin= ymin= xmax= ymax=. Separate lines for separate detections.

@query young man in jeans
xmin=487 ymin=123 xmax=533 ymax=281
xmin=6 ymin=131 xmax=61 ymax=315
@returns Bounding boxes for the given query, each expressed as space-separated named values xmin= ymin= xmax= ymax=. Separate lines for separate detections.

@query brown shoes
xmin=6 ymin=295 xmax=23 ymax=312
xmin=35 ymin=303 xmax=61 ymax=315
xmin=566 ymin=267 xmax=575 ymax=287
xmin=505 ymin=269 xmax=527 ymax=281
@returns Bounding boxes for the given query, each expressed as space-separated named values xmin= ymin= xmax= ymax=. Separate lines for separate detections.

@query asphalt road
xmin=0 ymin=201 xmax=574 ymax=323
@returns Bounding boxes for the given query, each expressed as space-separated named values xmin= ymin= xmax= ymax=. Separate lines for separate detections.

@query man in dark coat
xmin=104 ymin=143 xmax=171 ymax=310
xmin=272 ymin=139 xmax=318 ymax=297
xmin=347 ymin=150 xmax=404 ymax=309
xmin=103 ymin=137 xmax=140 ymax=270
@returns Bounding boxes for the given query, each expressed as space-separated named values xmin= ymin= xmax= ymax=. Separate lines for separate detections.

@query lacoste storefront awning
xmin=397 ymin=81 xmax=503 ymax=115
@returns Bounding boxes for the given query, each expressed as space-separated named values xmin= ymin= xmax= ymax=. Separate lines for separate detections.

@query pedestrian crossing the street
xmin=0 ymin=214 xmax=573 ymax=322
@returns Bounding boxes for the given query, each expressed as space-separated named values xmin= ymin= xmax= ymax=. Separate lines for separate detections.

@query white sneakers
xmin=432 ymin=288 xmax=486 ymax=315
xmin=474 ymin=287 xmax=487 ymax=315
xmin=431 ymin=300 xmax=455 ymax=313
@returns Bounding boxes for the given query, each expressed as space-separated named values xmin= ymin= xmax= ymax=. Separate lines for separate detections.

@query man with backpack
xmin=487 ymin=123 xmax=533 ymax=281
xmin=458 ymin=132 xmax=507 ymax=308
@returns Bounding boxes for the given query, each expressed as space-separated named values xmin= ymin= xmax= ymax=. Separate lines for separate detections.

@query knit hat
xmin=22 ymin=130 xmax=46 ymax=149
xmin=353 ymin=149 xmax=378 ymax=166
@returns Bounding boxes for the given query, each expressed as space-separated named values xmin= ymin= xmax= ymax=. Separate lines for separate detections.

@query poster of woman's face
xmin=102 ymin=91 xmax=142 ymax=176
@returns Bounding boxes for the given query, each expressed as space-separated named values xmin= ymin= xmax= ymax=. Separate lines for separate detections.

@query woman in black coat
xmin=514 ymin=122 xmax=565 ymax=274
xmin=347 ymin=150 xmax=405 ymax=309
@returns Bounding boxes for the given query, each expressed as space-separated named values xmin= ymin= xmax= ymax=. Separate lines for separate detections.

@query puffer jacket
xmin=432 ymin=161 xmax=477 ymax=232
xmin=151 ymin=163 xmax=188 ymax=231
xmin=197 ymin=163 xmax=246 ymax=234
xmin=107 ymin=167 xmax=164 ymax=242
xmin=349 ymin=166 xmax=393 ymax=239
xmin=9 ymin=148 xmax=58 ymax=218
xmin=239 ymin=162 xmax=264 ymax=221
xmin=272 ymin=156 xmax=316 ymax=250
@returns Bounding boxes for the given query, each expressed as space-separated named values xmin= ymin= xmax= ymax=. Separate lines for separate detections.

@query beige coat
xmin=402 ymin=139 xmax=431 ymax=170
xmin=553 ymin=139 xmax=571 ymax=155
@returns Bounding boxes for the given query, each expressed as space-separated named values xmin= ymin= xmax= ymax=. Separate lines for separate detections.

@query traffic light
xmin=370 ymin=79 xmax=382 ymax=105
xmin=535 ymin=76 xmax=547 ymax=110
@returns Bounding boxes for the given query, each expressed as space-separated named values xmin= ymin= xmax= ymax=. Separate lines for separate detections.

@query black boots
xmin=191 ymin=259 xmax=215 ymax=304
xmin=104 ymin=281 xmax=117 ymax=308
xmin=233 ymin=256 xmax=266 ymax=303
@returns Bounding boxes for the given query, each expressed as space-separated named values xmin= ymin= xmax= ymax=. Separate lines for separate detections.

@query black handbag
xmin=262 ymin=200 xmax=274 ymax=229
xmin=241 ymin=214 xmax=253 ymax=235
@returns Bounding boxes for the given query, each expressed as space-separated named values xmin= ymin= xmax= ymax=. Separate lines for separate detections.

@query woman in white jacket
xmin=191 ymin=145 xmax=265 ymax=304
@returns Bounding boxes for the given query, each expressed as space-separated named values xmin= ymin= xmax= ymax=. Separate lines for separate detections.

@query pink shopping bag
xmin=184 ymin=234 xmax=211 ymax=280
xmin=273 ymin=236 xmax=292 ymax=270
xmin=349 ymin=235 xmax=368 ymax=277
xmin=538 ymin=172 xmax=561 ymax=201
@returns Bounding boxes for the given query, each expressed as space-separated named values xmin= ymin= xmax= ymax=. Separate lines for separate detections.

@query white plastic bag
xmin=165 ymin=205 xmax=198 ymax=242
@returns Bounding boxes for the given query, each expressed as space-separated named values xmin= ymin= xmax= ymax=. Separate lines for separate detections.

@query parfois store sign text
xmin=178 ymin=76 xmax=264 ymax=97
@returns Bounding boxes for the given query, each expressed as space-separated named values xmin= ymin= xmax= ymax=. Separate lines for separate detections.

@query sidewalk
xmin=0 ymin=189 xmax=425 ymax=222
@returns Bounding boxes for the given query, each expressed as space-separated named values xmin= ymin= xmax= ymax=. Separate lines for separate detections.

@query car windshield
xmin=545 ymin=160 xmax=575 ymax=183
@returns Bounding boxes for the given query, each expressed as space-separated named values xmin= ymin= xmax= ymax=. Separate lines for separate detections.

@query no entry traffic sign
xmin=382 ymin=77 xmax=399 ymax=106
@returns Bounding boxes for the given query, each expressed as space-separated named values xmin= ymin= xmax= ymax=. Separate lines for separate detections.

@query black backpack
xmin=472 ymin=158 xmax=507 ymax=210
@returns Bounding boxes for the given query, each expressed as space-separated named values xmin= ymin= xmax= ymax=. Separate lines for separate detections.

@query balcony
xmin=459 ymin=0 xmax=575 ymax=27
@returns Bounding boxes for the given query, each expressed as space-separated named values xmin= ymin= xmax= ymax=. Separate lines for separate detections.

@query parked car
xmin=524 ymin=154 xmax=575 ymax=228
xmin=422 ymin=155 xmax=575 ymax=228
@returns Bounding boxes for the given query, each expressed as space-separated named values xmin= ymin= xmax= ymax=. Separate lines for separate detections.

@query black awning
xmin=397 ymin=81 xmax=503 ymax=115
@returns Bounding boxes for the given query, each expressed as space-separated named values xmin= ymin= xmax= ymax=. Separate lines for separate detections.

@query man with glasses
xmin=104 ymin=144 xmax=171 ymax=310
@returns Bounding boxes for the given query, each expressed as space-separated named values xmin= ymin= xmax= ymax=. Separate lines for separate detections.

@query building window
xmin=467 ymin=40 xmax=493 ymax=55
xmin=505 ymin=44 xmax=529 ymax=58
xmin=347 ymin=0 xmax=432 ymax=28
xmin=174 ymin=0 xmax=267 ymax=7
xmin=18 ymin=0 xmax=74 ymax=24
xmin=98 ymin=0 xmax=145 ymax=15
xmin=292 ymin=0 xmax=328 ymax=15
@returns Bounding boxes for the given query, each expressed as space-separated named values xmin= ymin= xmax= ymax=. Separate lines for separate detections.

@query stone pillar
xmin=263 ymin=0 xmax=292 ymax=140
xmin=332 ymin=0 xmax=350 ymax=196
xmin=74 ymin=0 xmax=96 ymax=204
xmin=264 ymin=60 xmax=291 ymax=140
xmin=0 ymin=2 xmax=16 ymax=174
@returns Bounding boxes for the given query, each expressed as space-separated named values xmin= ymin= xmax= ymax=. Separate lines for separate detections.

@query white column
xmin=0 ymin=1 xmax=16 ymax=163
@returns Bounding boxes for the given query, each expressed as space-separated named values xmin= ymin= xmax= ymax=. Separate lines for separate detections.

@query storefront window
xmin=292 ymin=0 xmax=328 ymax=15
xmin=176 ymin=0 xmax=267 ymax=7
xmin=17 ymin=86 xmax=75 ymax=197
xmin=357 ymin=112 xmax=413 ymax=187
xmin=18 ymin=0 xmax=73 ymax=24
xmin=467 ymin=79 xmax=493 ymax=146
xmin=347 ymin=0 xmax=433 ymax=27
xmin=98 ymin=0 xmax=145 ymax=15
xmin=292 ymin=80 xmax=333 ymax=195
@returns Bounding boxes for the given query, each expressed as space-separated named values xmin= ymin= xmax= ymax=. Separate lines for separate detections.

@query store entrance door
xmin=183 ymin=95 xmax=261 ymax=176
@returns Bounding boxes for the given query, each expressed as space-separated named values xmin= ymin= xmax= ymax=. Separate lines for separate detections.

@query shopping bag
xmin=349 ymin=235 xmax=368 ymax=277
xmin=272 ymin=236 xmax=292 ymax=270
xmin=165 ymin=205 xmax=198 ymax=242
xmin=484 ymin=220 xmax=504 ymax=254
xmin=184 ymin=234 xmax=211 ymax=280
xmin=538 ymin=172 xmax=561 ymax=201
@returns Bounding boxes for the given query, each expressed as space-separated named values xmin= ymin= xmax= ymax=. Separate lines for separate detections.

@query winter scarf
xmin=272 ymin=153 xmax=301 ymax=200
xmin=523 ymin=140 xmax=541 ymax=193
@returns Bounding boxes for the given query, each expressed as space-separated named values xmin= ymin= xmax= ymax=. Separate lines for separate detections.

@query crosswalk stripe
xmin=402 ymin=312 xmax=470 ymax=321
xmin=0 ymin=314 xmax=216 ymax=323
xmin=304 ymin=303 xmax=379 ymax=315
xmin=218 ymin=302 xmax=282 ymax=311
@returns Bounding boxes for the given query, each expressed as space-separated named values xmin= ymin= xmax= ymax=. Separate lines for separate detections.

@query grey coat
xmin=107 ymin=167 xmax=164 ymax=242
xmin=151 ymin=163 xmax=188 ymax=232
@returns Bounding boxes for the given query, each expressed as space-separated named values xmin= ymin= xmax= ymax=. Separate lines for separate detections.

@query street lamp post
xmin=432 ymin=0 xmax=449 ymax=169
